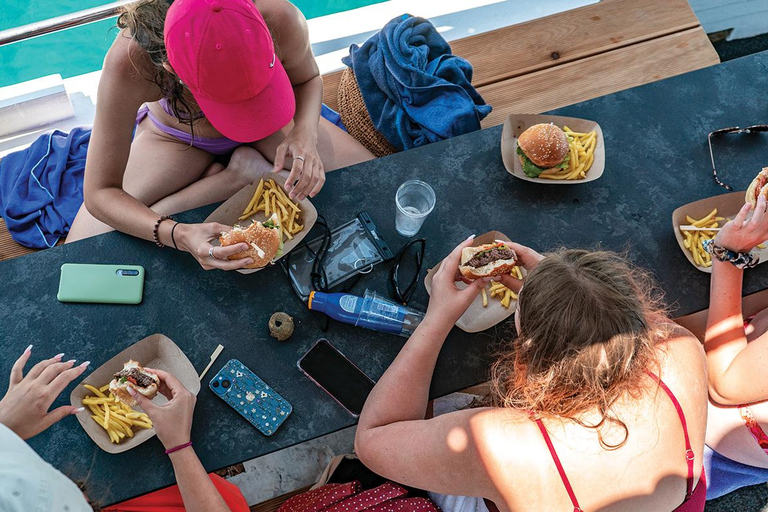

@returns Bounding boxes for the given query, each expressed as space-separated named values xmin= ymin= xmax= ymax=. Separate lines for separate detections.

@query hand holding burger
xmin=110 ymin=360 xmax=159 ymax=406
xmin=219 ymin=212 xmax=283 ymax=269
xmin=746 ymin=167 xmax=768 ymax=207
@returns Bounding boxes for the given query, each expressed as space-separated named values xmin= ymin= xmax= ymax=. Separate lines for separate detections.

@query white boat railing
xmin=0 ymin=0 xmax=141 ymax=47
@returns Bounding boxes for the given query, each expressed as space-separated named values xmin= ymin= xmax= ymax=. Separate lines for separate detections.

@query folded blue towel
xmin=0 ymin=128 xmax=90 ymax=249
xmin=704 ymin=444 xmax=768 ymax=499
xmin=343 ymin=14 xmax=491 ymax=151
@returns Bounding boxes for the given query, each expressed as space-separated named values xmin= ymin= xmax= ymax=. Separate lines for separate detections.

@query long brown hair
xmin=488 ymin=249 xmax=666 ymax=449
xmin=117 ymin=0 xmax=198 ymax=128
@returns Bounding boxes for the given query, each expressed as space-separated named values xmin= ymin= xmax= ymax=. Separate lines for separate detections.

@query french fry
xmin=82 ymin=397 xmax=113 ymax=405
xmin=83 ymin=384 xmax=156 ymax=444
xmin=482 ymin=267 xmax=523 ymax=309
xmin=84 ymin=384 xmax=107 ymax=398
xmin=680 ymin=209 xmax=724 ymax=268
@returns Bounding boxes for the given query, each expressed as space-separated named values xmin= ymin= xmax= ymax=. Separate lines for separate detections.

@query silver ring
xmin=294 ymin=155 xmax=305 ymax=162
xmin=209 ymin=247 xmax=218 ymax=260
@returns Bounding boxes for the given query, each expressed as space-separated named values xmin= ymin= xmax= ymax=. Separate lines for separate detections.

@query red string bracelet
xmin=165 ymin=441 xmax=192 ymax=455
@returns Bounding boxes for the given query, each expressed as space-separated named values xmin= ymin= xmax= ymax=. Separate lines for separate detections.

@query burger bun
xmin=219 ymin=213 xmax=281 ymax=269
xmin=517 ymin=123 xmax=569 ymax=168
xmin=458 ymin=244 xmax=518 ymax=279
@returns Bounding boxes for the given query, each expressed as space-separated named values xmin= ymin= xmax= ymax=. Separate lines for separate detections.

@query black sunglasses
xmin=708 ymin=125 xmax=768 ymax=191
xmin=388 ymin=238 xmax=426 ymax=306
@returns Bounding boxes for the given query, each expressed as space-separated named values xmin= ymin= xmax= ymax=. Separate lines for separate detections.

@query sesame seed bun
xmin=219 ymin=213 xmax=281 ymax=269
xmin=517 ymin=123 xmax=569 ymax=168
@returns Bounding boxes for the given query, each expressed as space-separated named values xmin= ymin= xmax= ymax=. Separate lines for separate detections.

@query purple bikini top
xmin=159 ymin=97 xmax=205 ymax=121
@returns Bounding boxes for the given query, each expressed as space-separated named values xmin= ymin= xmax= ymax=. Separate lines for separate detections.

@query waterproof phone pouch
xmin=282 ymin=212 xmax=393 ymax=301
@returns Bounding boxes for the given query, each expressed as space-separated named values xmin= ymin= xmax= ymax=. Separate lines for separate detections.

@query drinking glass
xmin=395 ymin=180 xmax=436 ymax=237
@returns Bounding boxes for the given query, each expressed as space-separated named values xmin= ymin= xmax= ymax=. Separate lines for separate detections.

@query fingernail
xmin=71 ymin=407 xmax=85 ymax=414
xmin=494 ymin=239 xmax=508 ymax=244
xmin=465 ymin=234 xmax=476 ymax=241
xmin=127 ymin=387 xmax=137 ymax=396
xmin=79 ymin=361 xmax=90 ymax=368
xmin=246 ymin=259 xmax=254 ymax=265
xmin=24 ymin=344 xmax=32 ymax=355
xmin=54 ymin=353 xmax=64 ymax=360
xmin=66 ymin=359 xmax=76 ymax=365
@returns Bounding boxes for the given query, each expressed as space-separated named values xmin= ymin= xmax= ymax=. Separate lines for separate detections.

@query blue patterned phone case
xmin=209 ymin=359 xmax=292 ymax=436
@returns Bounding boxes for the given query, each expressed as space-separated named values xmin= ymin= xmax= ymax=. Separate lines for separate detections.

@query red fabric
xmin=674 ymin=468 xmax=706 ymax=512
xmin=278 ymin=482 xmax=440 ymax=512
xmin=279 ymin=483 xmax=361 ymax=512
xmin=103 ymin=474 xmax=248 ymax=512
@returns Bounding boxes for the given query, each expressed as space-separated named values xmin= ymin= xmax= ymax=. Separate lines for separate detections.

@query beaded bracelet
xmin=153 ymin=215 xmax=175 ymax=248
xmin=702 ymin=239 xmax=759 ymax=269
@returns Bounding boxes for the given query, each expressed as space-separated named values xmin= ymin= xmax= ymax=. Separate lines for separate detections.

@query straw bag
xmin=337 ymin=68 xmax=398 ymax=158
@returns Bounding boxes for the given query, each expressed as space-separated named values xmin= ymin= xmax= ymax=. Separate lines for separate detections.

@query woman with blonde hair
xmin=702 ymin=195 xmax=768 ymax=499
xmin=355 ymin=239 xmax=708 ymax=511
xmin=67 ymin=0 xmax=372 ymax=270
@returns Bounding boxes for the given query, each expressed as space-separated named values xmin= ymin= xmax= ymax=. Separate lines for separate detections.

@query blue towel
xmin=0 ymin=128 xmax=90 ymax=249
xmin=343 ymin=14 xmax=491 ymax=151
xmin=322 ymin=104 xmax=346 ymax=131
xmin=703 ymin=444 xmax=768 ymax=499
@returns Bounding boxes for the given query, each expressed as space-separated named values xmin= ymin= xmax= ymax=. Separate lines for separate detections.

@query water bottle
xmin=307 ymin=289 xmax=424 ymax=338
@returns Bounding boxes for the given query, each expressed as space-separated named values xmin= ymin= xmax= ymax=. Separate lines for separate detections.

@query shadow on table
xmin=706 ymin=483 xmax=768 ymax=512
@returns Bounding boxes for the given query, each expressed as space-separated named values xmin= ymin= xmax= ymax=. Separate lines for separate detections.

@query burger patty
xmin=114 ymin=367 xmax=155 ymax=388
xmin=467 ymin=247 xmax=516 ymax=268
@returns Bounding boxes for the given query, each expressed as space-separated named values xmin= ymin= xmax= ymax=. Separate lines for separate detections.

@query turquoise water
xmin=0 ymin=0 xmax=384 ymax=88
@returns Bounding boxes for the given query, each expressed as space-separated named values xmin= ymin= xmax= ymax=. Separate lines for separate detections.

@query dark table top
xmin=5 ymin=50 xmax=768 ymax=505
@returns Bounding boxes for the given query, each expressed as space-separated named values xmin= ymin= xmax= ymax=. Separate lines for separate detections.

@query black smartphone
xmin=297 ymin=339 xmax=376 ymax=417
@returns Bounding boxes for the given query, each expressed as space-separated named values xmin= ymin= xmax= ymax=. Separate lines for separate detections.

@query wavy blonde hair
xmin=487 ymin=249 xmax=667 ymax=449
xmin=117 ymin=0 xmax=198 ymax=127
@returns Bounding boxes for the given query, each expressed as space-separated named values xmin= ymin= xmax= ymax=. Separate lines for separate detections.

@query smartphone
xmin=57 ymin=264 xmax=145 ymax=304
xmin=209 ymin=359 xmax=292 ymax=436
xmin=297 ymin=339 xmax=375 ymax=417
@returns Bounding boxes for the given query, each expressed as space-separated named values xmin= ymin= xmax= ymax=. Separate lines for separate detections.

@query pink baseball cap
xmin=164 ymin=0 xmax=296 ymax=143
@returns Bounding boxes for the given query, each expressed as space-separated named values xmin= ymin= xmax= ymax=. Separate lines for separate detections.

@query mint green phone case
xmin=57 ymin=264 xmax=145 ymax=304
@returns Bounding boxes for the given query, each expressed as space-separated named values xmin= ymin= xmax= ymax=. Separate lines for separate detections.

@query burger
xmin=459 ymin=242 xmax=518 ymax=279
xmin=219 ymin=212 xmax=283 ymax=269
xmin=516 ymin=123 xmax=570 ymax=178
xmin=746 ymin=167 xmax=768 ymax=207
xmin=109 ymin=360 xmax=159 ymax=406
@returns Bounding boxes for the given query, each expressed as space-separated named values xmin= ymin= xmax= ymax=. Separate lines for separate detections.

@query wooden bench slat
xmin=451 ymin=0 xmax=702 ymax=88
xmin=477 ymin=27 xmax=719 ymax=127
xmin=322 ymin=0 xmax=705 ymax=112
xmin=0 ymin=218 xmax=35 ymax=261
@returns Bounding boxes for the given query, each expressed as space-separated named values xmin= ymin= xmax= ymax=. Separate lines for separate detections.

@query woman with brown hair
xmin=355 ymin=238 xmax=709 ymax=511
xmin=66 ymin=0 xmax=373 ymax=270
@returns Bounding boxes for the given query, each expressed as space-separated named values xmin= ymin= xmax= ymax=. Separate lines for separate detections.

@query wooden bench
xmin=0 ymin=0 xmax=718 ymax=264
xmin=323 ymin=0 xmax=718 ymax=128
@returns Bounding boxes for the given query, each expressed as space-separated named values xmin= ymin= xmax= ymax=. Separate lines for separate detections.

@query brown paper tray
xmin=204 ymin=173 xmax=318 ymax=274
xmin=70 ymin=334 xmax=201 ymax=454
xmin=672 ymin=191 xmax=767 ymax=273
xmin=424 ymin=231 xmax=522 ymax=333
xmin=501 ymin=114 xmax=605 ymax=185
